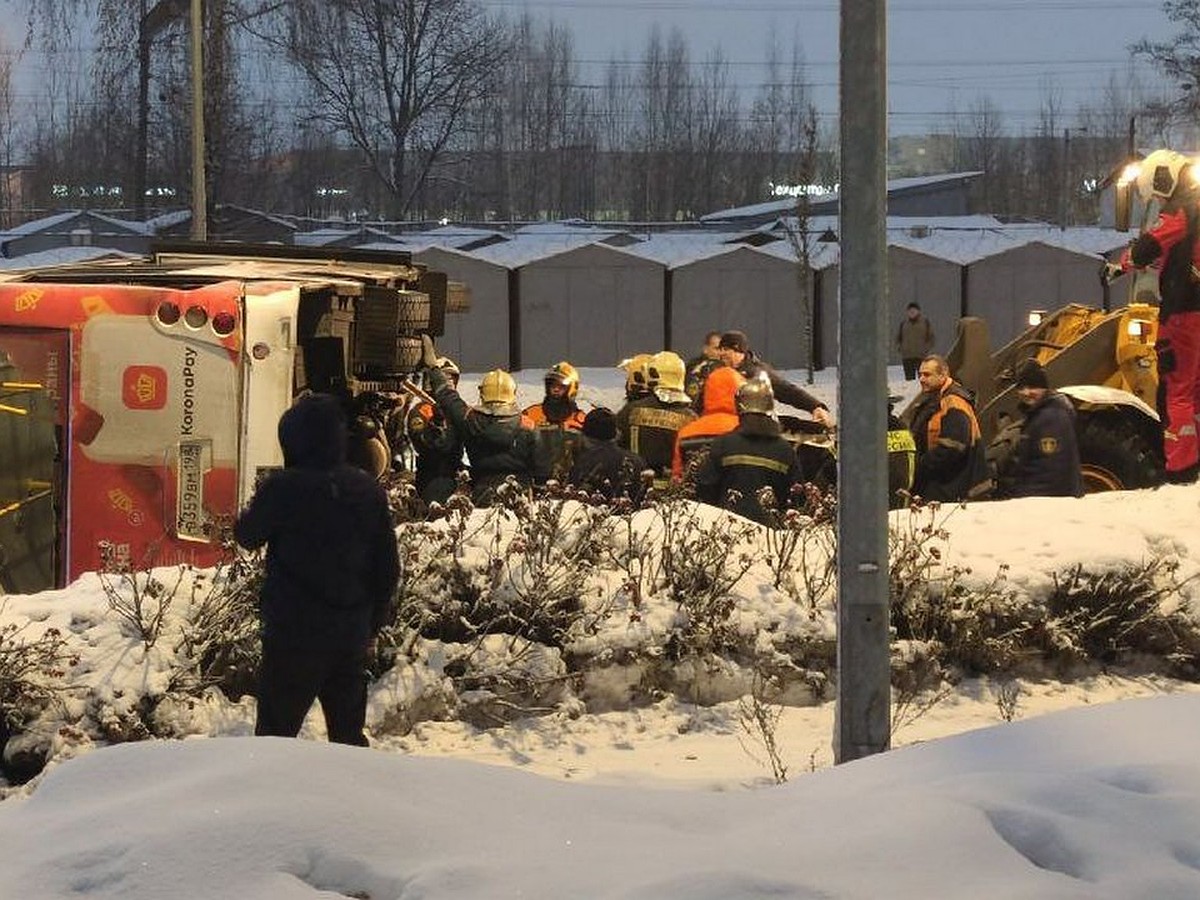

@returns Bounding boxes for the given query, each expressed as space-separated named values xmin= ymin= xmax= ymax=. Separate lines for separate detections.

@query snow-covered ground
xmin=4 ymin=363 xmax=1200 ymax=898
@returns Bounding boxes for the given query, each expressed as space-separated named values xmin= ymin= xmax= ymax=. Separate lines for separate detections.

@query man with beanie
xmin=717 ymin=330 xmax=834 ymax=428
xmin=568 ymin=407 xmax=647 ymax=501
xmin=235 ymin=392 xmax=400 ymax=746
xmin=694 ymin=378 xmax=805 ymax=525
xmin=997 ymin=358 xmax=1083 ymax=498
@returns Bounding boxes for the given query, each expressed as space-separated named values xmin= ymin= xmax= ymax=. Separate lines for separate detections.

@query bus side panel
xmin=0 ymin=282 xmax=245 ymax=585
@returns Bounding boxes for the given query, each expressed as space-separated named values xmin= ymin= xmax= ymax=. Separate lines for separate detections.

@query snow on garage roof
xmin=0 ymin=246 xmax=142 ymax=270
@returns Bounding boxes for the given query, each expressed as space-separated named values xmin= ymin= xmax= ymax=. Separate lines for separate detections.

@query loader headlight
xmin=1028 ymin=310 xmax=1046 ymax=327
xmin=1127 ymin=318 xmax=1152 ymax=341
xmin=1117 ymin=161 xmax=1142 ymax=187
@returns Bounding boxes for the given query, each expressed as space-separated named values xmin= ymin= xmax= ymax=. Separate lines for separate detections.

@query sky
xmin=3 ymin=365 xmax=1200 ymax=896
xmin=476 ymin=0 xmax=1181 ymax=135
xmin=0 ymin=1 xmax=1184 ymax=138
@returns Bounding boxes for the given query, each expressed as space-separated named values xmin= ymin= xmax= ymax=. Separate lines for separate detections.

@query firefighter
xmin=684 ymin=331 xmax=725 ymax=412
xmin=717 ymin=330 xmax=834 ymax=428
xmin=1102 ymin=149 xmax=1200 ymax=484
xmin=419 ymin=336 xmax=535 ymax=506
xmin=406 ymin=356 xmax=466 ymax=506
xmin=694 ymin=378 xmax=805 ymax=525
xmin=619 ymin=350 xmax=697 ymax=489
xmin=522 ymin=361 xmax=587 ymax=483
xmin=908 ymin=354 xmax=992 ymax=502
xmin=671 ymin=365 xmax=746 ymax=483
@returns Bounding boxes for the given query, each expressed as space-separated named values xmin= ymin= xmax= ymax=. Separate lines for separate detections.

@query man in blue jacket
xmin=235 ymin=392 xmax=400 ymax=746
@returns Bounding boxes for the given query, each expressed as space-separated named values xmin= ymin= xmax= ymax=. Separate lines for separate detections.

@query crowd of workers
xmin=395 ymin=323 xmax=1092 ymax=525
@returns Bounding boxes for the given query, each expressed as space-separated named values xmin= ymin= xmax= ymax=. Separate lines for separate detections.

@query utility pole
xmin=835 ymin=0 xmax=891 ymax=763
xmin=189 ymin=0 xmax=207 ymax=240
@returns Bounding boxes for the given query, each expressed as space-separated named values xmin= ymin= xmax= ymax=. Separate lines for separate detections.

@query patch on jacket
xmin=1039 ymin=436 xmax=1059 ymax=455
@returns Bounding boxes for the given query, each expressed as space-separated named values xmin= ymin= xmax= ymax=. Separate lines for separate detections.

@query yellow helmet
xmin=648 ymin=351 xmax=686 ymax=394
xmin=619 ymin=353 xmax=654 ymax=396
xmin=478 ymin=369 xmax=517 ymax=415
xmin=544 ymin=361 xmax=580 ymax=400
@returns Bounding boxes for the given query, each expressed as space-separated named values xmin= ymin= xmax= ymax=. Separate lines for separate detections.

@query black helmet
xmin=735 ymin=378 xmax=774 ymax=415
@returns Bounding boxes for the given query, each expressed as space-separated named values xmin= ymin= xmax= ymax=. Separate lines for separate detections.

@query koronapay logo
xmin=122 ymin=365 xmax=168 ymax=410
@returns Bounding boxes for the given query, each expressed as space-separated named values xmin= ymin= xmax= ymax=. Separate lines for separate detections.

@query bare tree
xmin=0 ymin=35 xmax=16 ymax=226
xmin=282 ymin=0 xmax=511 ymax=219
xmin=783 ymin=104 xmax=821 ymax=382
xmin=1132 ymin=0 xmax=1200 ymax=132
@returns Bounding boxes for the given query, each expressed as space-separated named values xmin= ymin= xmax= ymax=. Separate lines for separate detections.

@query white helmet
xmin=1135 ymin=149 xmax=1192 ymax=202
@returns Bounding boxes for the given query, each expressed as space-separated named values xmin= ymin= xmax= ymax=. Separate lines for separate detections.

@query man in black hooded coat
xmin=235 ymin=392 xmax=400 ymax=746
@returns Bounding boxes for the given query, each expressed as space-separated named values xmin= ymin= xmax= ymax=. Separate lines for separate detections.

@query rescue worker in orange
xmin=1102 ymin=149 xmax=1200 ymax=483
xmin=671 ymin=365 xmax=746 ymax=483
xmin=406 ymin=356 xmax=465 ymax=506
xmin=908 ymin=354 xmax=991 ymax=502
xmin=523 ymin=362 xmax=587 ymax=482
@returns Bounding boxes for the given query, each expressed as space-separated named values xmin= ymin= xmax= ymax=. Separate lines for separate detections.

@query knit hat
xmin=718 ymin=330 xmax=749 ymax=354
xmin=1015 ymin=359 xmax=1049 ymax=389
xmin=583 ymin=407 xmax=618 ymax=441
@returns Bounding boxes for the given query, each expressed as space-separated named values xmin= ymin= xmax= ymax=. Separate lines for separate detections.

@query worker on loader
xmin=717 ymin=330 xmax=834 ymax=429
xmin=694 ymin=377 xmax=805 ymax=525
xmin=618 ymin=350 xmax=697 ymax=489
xmin=908 ymin=354 xmax=992 ymax=502
xmin=672 ymin=365 xmax=746 ymax=483
xmin=1102 ymin=149 xmax=1200 ymax=484
xmin=523 ymin=362 xmax=587 ymax=483
xmin=420 ymin=335 xmax=536 ymax=505
xmin=406 ymin=356 xmax=466 ymax=506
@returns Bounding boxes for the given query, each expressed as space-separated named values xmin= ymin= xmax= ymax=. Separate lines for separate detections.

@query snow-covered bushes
xmin=5 ymin=486 xmax=1200 ymax=787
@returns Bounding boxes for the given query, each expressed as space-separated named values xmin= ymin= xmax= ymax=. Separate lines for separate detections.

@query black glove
xmin=1099 ymin=261 xmax=1123 ymax=286
xmin=420 ymin=333 xmax=438 ymax=369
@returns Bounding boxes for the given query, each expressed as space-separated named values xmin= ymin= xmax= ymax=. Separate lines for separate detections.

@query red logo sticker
xmin=123 ymin=366 xmax=167 ymax=409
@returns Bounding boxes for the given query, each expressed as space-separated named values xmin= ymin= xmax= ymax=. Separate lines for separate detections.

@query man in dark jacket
xmin=684 ymin=331 xmax=724 ymax=411
xmin=717 ymin=330 xmax=834 ymax=429
xmin=695 ymin=378 xmax=805 ymax=525
xmin=998 ymin=359 xmax=1084 ymax=498
xmin=420 ymin=335 xmax=536 ymax=505
xmin=568 ymin=407 xmax=647 ymax=502
xmin=234 ymin=392 xmax=400 ymax=746
xmin=896 ymin=302 xmax=935 ymax=380
xmin=908 ymin=354 xmax=992 ymax=502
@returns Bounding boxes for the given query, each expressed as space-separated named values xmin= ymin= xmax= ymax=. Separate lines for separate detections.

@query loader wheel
xmin=1076 ymin=416 xmax=1163 ymax=493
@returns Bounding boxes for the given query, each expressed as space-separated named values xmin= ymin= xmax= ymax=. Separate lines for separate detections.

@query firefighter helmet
xmin=648 ymin=351 xmax=686 ymax=393
xmin=735 ymin=377 xmax=775 ymax=415
xmin=1136 ymin=149 xmax=1193 ymax=201
xmin=619 ymin=353 xmax=654 ymax=396
xmin=478 ymin=369 xmax=517 ymax=415
xmin=544 ymin=361 xmax=580 ymax=400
